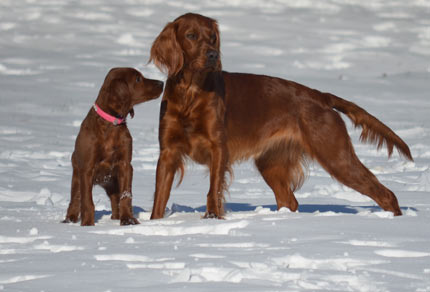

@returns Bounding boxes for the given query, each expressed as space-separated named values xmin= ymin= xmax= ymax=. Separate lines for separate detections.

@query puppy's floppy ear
xmin=110 ymin=79 xmax=130 ymax=101
xmin=108 ymin=79 xmax=131 ymax=117
xmin=149 ymin=22 xmax=184 ymax=77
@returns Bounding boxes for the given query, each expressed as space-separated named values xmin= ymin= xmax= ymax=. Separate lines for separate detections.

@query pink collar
xmin=93 ymin=104 xmax=124 ymax=125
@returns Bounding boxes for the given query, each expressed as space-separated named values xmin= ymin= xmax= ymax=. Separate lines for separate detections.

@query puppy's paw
xmin=62 ymin=215 xmax=79 ymax=224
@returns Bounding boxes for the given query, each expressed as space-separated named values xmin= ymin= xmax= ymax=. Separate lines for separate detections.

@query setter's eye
xmin=186 ymin=33 xmax=197 ymax=40
xmin=136 ymin=75 xmax=143 ymax=83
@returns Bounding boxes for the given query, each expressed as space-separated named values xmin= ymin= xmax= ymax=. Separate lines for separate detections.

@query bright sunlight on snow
xmin=1 ymin=1 xmax=429 ymax=291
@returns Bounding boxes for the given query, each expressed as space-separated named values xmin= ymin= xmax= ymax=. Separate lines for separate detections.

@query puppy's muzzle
xmin=155 ymin=80 xmax=164 ymax=89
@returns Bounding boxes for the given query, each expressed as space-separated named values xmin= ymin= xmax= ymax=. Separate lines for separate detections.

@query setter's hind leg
xmin=304 ymin=108 xmax=402 ymax=215
xmin=255 ymin=141 xmax=307 ymax=212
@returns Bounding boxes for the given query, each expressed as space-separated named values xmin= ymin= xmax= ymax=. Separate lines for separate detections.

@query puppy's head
xmin=96 ymin=68 xmax=163 ymax=119
xmin=150 ymin=13 xmax=221 ymax=77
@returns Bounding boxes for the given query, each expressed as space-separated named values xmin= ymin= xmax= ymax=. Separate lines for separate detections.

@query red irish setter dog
xmin=63 ymin=68 xmax=163 ymax=225
xmin=149 ymin=13 xmax=412 ymax=219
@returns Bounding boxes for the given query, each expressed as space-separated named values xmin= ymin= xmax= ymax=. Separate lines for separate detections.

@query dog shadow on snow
xmin=94 ymin=206 xmax=146 ymax=223
xmin=169 ymin=203 xmax=415 ymax=216
xmin=95 ymin=204 xmax=415 ymax=222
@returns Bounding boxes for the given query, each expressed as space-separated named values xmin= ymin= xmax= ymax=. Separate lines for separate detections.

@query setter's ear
xmin=213 ymin=20 xmax=221 ymax=52
xmin=149 ymin=22 xmax=184 ymax=77
xmin=213 ymin=19 xmax=222 ymax=71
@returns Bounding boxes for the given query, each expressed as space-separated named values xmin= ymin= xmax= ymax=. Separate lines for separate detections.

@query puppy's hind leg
xmin=80 ymin=169 xmax=96 ymax=226
xmin=63 ymin=165 xmax=81 ymax=223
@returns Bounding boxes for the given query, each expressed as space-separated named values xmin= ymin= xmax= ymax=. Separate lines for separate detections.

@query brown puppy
xmin=149 ymin=13 xmax=413 ymax=219
xmin=63 ymin=68 xmax=163 ymax=226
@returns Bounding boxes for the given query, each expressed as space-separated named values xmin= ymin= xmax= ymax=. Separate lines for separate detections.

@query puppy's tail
xmin=322 ymin=92 xmax=413 ymax=161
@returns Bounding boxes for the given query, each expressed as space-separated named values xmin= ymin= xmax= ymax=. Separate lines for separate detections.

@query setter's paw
xmin=203 ymin=212 xmax=224 ymax=219
xmin=120 ymin=217 xmax=140 ymax=225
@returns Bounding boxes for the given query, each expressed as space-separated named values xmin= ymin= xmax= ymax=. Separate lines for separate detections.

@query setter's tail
xmin=322 ymin=92 xmax=413 ymax=161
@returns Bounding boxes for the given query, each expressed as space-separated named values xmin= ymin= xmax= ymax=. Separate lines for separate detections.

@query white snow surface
xmin=1 ymin=1 xmax=430 ymax=291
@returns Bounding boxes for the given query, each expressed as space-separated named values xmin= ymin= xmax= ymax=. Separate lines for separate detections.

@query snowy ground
xmin=1 ymin=0 xmax=430 ymax=291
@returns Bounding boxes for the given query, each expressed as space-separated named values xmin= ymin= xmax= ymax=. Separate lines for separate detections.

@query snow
xmin=0 ymin=0 xmax=429 ymax=291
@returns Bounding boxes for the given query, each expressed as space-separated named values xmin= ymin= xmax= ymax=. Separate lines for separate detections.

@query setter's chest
xmin=160 ymin=93 xmax=222 ymax=165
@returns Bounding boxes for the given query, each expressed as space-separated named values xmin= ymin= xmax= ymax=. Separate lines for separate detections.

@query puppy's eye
xmin=136 ymin=75 xmax=143 ymax=83
xmin=211 ymin=34 xmax=217 ymax=44
xmin=186 ymin=33 xmax=197 ymax=40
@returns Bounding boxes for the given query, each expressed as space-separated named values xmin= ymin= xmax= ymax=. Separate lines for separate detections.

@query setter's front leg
xmin=204 ymin=143 xmax=228 ymax=219
xmin=151 ymin=149 xmax=183 ymax=219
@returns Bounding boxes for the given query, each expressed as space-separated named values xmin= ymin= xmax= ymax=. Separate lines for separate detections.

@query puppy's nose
xmin=206 ymin=50 xmax=218 ymax=62
xmin=156 ymin=80 xmax=164 ymax=88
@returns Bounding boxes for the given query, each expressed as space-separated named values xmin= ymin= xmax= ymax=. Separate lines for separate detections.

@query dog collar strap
xmin=93 ymin=104 xmax=124 ymax=125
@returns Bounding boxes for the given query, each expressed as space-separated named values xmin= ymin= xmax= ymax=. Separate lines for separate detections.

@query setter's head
xmin=150 ymin=13 xmax=222 ymax=77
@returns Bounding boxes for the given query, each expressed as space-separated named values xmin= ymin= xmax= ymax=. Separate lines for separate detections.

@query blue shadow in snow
xmin=93 ymin=203 xmax=416 ymax=221
xmin=170 ymin=202 xmax=415 ymax=215
xmin=94 ymin=206 xmax=146 ymax=223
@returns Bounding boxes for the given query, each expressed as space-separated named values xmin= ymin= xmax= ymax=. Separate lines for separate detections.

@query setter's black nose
xmin=206 ymin=50 xmax=219 ymax=62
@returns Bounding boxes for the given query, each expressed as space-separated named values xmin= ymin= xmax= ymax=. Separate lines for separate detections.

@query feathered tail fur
xmin=322 ymin=92 xmax=413 ymax=161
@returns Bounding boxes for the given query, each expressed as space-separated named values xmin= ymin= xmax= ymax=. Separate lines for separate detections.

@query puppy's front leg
xmin=117 ymin=162 xmax=139 ymax=225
